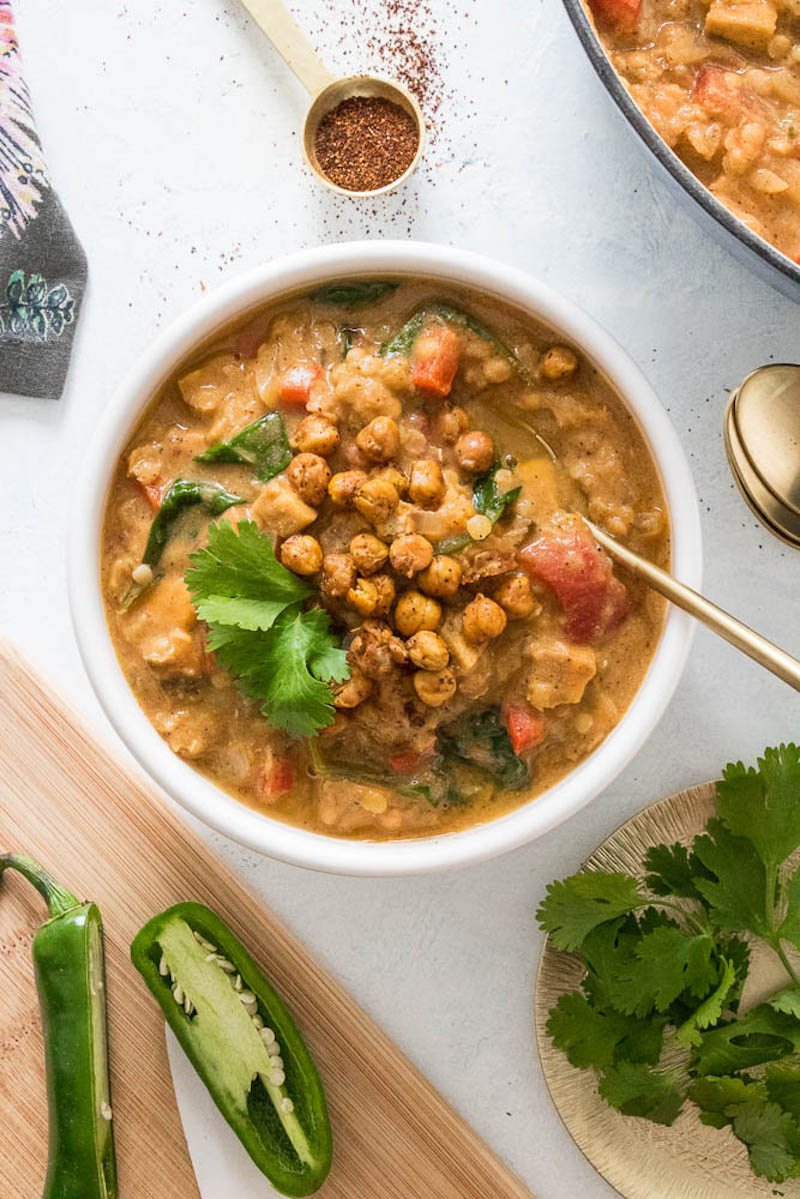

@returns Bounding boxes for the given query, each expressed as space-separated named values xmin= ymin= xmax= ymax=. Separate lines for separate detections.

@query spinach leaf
xmin=311 ymin=280 xmax=398 ymax=306
xmin=380 ymin=301 xmax=528 ymax=380
xmin=195 ymin=412 xmax=291 ymax=482
xmin=436 ymin=465 xmax=521 ymax=554
xmin=438 ymin=708 xmax=530 ymax=791
xmin=142 ymin=480 xmax=243 ymax=569
xmin=473 ymin=464 xmax=522 ymax=522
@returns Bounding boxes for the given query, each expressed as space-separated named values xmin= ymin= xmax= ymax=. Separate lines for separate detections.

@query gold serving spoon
xmin=529 ymin=401 xmax=800 ymax=690
xmin=584 ymin=517 xmax=800 ymax=691
xmin=725 ymin=363 xmax=800 ymax=548
xmin=236 ymin=0 xmax=424 ymax=195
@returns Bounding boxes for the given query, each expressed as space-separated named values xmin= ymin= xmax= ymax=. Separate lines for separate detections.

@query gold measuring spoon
xmin=725 ymin=363 xmax=800 ymax=547
xmin=236 ymin=0 xmax=425 ymax=195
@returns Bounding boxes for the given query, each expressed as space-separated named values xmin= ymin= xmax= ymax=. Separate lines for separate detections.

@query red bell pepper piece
xmin=587 ymin=0 xmax=641 ymax=31
xmin=411 ymin=325 xmax=461 ymax=399
xmin=503 ymin=704 xmax=545 ymax=755
xmin=256 ymin=752 xmax=295 ymax=800
xmin=279 ymin=365 xmax=320 ymax=407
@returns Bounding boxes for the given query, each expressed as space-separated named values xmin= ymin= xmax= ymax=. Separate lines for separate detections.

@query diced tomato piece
xmin=520 ymin=522 xmax=630 ymax=643
xmin=587 ymin=0 xmax=641 ymax=32
xmin=279 ymin=364 xmax=321 ymax=407
xmin=411 ymin=325 xmax=461 ymax=399
xmin=503 ymin=704 xmax=545 ymax=755
xmin=256 ymin=752 xmax=295 ymax=800
xmin=389 ymin=747 xmax=435 ymax=775
xmin=692 ymin=64 xmax=746 ymax=121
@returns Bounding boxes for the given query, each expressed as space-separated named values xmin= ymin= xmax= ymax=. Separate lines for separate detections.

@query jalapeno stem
xmin=0 ymin=853 xmax=80 ymax=918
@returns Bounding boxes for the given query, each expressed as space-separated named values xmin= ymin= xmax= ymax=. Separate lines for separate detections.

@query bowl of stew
xmin=563 ymin=0 xmax=800 ymax=300
xmin=70 ymin=241 xmax=701 ymax=875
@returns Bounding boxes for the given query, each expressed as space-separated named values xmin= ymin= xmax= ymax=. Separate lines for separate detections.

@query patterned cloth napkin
xmin=0 ymin=0 xmax=86 ymax=398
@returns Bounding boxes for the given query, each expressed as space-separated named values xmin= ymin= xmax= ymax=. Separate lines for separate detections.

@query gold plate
xmin=534 ymin=781 xmax=800 ymax=1199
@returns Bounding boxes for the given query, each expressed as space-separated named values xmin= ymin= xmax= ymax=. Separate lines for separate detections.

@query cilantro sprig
xmin=537 ymin=745 xmax=800 ymax=1182
xmin=186 ymin=520 xmax=349 ymax=737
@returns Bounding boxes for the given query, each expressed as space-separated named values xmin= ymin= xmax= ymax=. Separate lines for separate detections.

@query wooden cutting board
xmin=0 ymin=641 xmax=533 ymax=1199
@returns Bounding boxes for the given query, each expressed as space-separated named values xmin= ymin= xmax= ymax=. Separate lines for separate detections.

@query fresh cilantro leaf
xmin=187 ymin=522 xmax=348 ymax=736
xmin=606 ymin=926 xmax=718 ymax=1018
xmin=536 ymin=872 xmax=645 ymax=952
xmin=692 ymin=819 xmax=771 ymax=938
xmin=186 ymin=520 xmax=312 ymax=616
xmin=769 ymin=987 xmax=800 ymax=1019
xmin=547 ymin=991 xmax=663 ymax=1071
xmin=779 ymin=867 xmax=800 ymax=950
xmin=716 ymin=745 xmax=800 ymax=874
xmin=766 ymin=1064 xmax=800 ymax=1119
xmin=675 ymin=957 xmax=736 ymax=1048
xmin=689 ymin=1075 xmax=766 ymax=1128
xmin=580 ymin=916 xmax=641 ymax=1009
xmin=213 ymin=610 xmax=348 ymax=738
xmin=732 ymin=1100 xmax=800 ymax=1182
xmin=717 ymin=934 xmax=750 ymax=1012
xmin=644 ymin=841 xmax=712 ymax=901
xmin=547 ymin=993 xmax=618 ymax=1070
xmin=598 ymin=1062 xmax=685 ymax=1126
xmin=693 ymin=1004 xmax=800 ymax=1076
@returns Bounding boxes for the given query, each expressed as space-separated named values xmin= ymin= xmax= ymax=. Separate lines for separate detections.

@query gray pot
xmin=561 ymin=0 xmax=800 ymax=302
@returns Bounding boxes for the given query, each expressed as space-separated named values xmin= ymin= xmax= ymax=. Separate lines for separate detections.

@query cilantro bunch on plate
xmin=537 ymin=745 xmax=800 ymax=1183
xmin=186 ymin=520 xmax=349 ymax=737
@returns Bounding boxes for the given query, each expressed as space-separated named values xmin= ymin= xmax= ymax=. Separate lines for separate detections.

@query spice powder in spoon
xmin=314 ymin=95 xmax=420 ymax=193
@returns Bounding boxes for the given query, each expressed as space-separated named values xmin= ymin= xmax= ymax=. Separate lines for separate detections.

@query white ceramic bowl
xmin=70 ymin=241 xmax=702 ymax=876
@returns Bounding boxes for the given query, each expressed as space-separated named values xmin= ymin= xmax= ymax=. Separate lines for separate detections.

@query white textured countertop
xmin=2 ymin=1 xmax=799 ymax=1195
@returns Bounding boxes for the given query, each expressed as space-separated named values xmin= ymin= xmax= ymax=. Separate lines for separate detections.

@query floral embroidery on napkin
xmin=0 ymin=268 xmax=73 ymax=338
xmin=0 ymin=0 xmax=49 ymax=239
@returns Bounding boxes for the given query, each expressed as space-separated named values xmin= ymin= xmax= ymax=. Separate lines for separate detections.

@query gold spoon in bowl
xmin=584 ymin=517 xmax=800 ymax=691
xmin=237 ymin=0 xmax=425 ymax=196
xmin=527 ymin=415 xmax=800 ymax=691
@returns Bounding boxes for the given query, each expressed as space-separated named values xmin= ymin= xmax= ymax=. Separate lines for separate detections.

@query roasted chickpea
xmin=462 ymin=593 xmax=507 ymax=644
xmin=407 ymin=630 xmax=450 ymax=672
xmin=413 ymin=667 xmax=457 ymax=708
xmin=328 ymin=469 xmax=367 ymax=509
xmin=286 ymin=452 xmax=331 ymax=506
xmin=350 ymin=532 xmax=389 ymax=576
xmin=320 ymin=552 xmax=356 ymax=599
xmin=389 ymin=533 xmax=434 ymax=578
xmin=408 ymin=459 xmax=446 ymax=509
xmin=455 ymin=430 xmax=494 ymax=475
xmin=372 ymin=463 xmax=407 ymax=495
xmin=371 ymin=573 xmax=396 ymax=617
xmin=418 ymin=555 xmax=462 ymax=598
xmin=540 ymin=345 xmax=578 ymax=381
xmin=355 ymin=416 xmax=400 ymax=463
xmin=354 ymin=477 xmax=399 ymax=526
xmin=292 ymin=413 xmax=340 ymax=456
xmin=434 ymin=405 xmax=469 ymax=444
xmin=394 ymin=591 xmax=442 ymax=636
xmin=280 ymin=534 xmax=323 ymax=576
xmin=347 ymin=577 xmax=379 ymax=617
xmin=494 ymin=572 xmax=538 ymax=619
xmin=333 ymin=668 xmax=373 ymax=709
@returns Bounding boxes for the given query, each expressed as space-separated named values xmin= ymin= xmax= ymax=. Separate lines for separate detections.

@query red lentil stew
xmin=586 ymin=0 xmax=800 ymax=262
xmin=101 ymin=279 xmax=668 ymax=841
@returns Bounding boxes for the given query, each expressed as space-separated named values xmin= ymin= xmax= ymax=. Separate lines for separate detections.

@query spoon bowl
xmin=725 ymin=363 xmax=800 ymax=547
xmin=302 ymin=75 xmax=425 ymax=197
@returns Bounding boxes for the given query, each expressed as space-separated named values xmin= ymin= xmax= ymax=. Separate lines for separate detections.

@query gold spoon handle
xmin=585 ymin=520 xmax=800 ymax=692
xmin=237 ymin=0 xmax=335 ymax=96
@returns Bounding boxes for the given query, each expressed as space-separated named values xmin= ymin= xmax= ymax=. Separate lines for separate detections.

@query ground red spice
xmin=314 ymin=95 xmax=420 ymax=193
